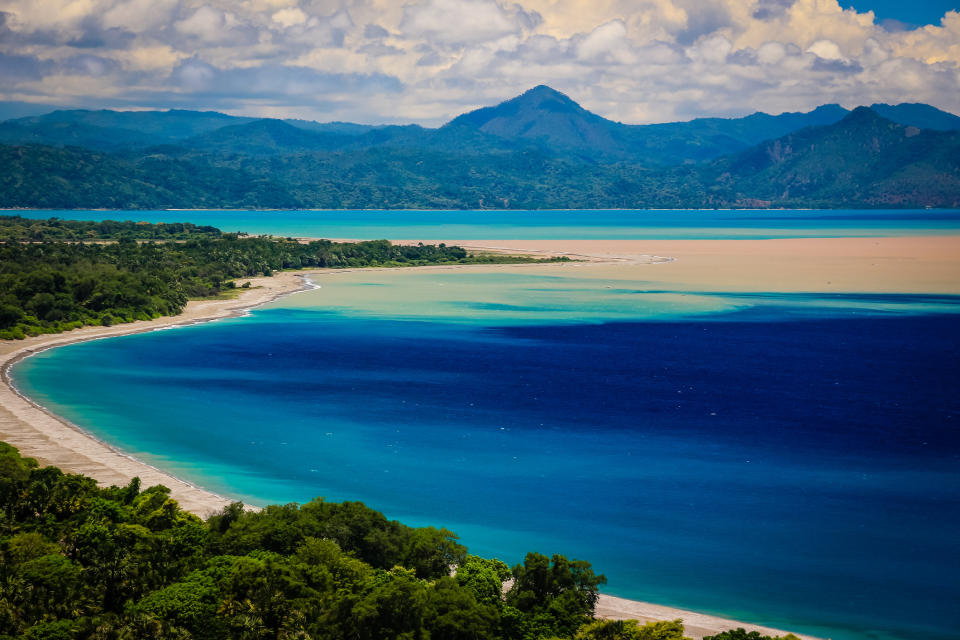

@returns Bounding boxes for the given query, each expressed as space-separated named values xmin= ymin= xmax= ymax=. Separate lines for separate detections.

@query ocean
xmin=9 ymin=209 xmax=960 ymax=640
xmin=12 ymin=207 xmax=960 ymax=239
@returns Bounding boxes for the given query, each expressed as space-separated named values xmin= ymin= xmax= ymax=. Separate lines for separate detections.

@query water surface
xmin=13 ymin=208 xmax=960 ymax=240
xmin=13 ymin=270 xmax=960 ymax=640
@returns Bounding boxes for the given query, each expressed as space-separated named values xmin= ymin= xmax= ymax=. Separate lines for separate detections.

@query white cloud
xmin=0 ymin=0 xmax=958 ymax=124
xmin=576 ymin=20 xmax=634 ymax=64
xmin=272 ymin=8 xmax=308 ymax=28
xmin=175 ymin=7 xmax=229 ymax=41
xmin=806 ymin=38 xmax=844 ymax=60
xmin=688 ymin=34 xmax=733 ymax=63
xmin=756 ymin=41 xmax=787 ymax=64
xmin=399 ymin=0 xmax=540 ymax=45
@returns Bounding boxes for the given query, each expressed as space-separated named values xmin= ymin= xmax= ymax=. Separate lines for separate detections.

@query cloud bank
xmin=0 ymin=0 xmax=958 ymax=125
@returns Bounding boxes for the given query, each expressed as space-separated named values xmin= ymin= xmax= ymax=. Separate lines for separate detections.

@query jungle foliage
xmin=0 ymin=216 xmax=222 ymax=242
xmin=0 ymin=216 xmax=566 ymax=339
xmin=0 ymin=441 xmax=612 ymax=640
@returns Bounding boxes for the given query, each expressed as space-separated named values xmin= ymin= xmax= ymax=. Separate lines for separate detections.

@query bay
xmin=8 ymin=209 xmax=960 ymax=640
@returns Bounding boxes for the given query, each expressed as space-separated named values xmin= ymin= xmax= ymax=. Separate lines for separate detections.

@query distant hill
xmin=185 ymin=119 xmax=358 ymax=155
xmin=2 ymin=89 xmax=958 ymax=165
xmin=444 ymin=85 xmax=628 ymax=159
xmin=0 ymin=87 xmax=958 ymax=209
xmin=0 ymin=144 xmax=300 ymax=209
xmin=0 ymin=119 xmax=161 ymax=151
xmin=868 ymin=103 xmax=960 ymax=131
xmin=707 ymin=107 xmax=960 ymax=207
xmin=0 ymin=109 xmax=256 ymax=151
xmin=445 ymin=86 xmax=853 ymax=164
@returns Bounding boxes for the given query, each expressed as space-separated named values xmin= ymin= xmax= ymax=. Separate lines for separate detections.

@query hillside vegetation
xmin=0 ymin=216 xmax=567 ymax=339
xmin=1 ymin=86 xmax=958 ymax=209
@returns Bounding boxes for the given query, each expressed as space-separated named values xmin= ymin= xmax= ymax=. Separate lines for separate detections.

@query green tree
xmin=575 ymin=619 xmax=690 ymax=640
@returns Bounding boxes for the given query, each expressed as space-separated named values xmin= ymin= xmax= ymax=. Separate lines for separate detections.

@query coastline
xmin=4 ymin=239 xmax=933 ymax=639
xmin=0 ymin=271 xmax=308 ymax=516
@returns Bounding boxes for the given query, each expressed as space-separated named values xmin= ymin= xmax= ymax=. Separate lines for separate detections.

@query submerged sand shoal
xmin=6 ymin=234 xmax=955 ymax=639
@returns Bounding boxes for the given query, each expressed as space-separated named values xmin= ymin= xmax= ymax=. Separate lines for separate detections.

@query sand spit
xmin=447 ymin=236 xmax=960 ymax=294
xmin=594 ymin=595 xmax=821 ymax=640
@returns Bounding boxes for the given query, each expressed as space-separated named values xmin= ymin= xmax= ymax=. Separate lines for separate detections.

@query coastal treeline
xmin=0 ymin=215 xmax=222 ymax=242
xmin=0 ymin=442 xmax=800 ymax=640
xmin=0 ymin=216 xmax=565 ymax=340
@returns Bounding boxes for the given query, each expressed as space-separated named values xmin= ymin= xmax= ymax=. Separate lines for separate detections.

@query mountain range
xmin=1 ymin=85 xmax=958 ymax=209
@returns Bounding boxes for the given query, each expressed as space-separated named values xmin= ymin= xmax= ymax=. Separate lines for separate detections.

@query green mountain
xmin=0 ymin=144 xmax=300 ymax=209
xmin=445 ymin=86 xmax=855 ymax=164
xmin=0 ymin=88 xmax=957 ymax=209
xmin=2 ymin=89 xmax=957 ymax=166
xmin=706 ymin=107 xmax=960 ymax=207
xmin=868 ymin=103 xmax=960 ymax=131
xmin=444 ymin=85 xmax=629 ymax=159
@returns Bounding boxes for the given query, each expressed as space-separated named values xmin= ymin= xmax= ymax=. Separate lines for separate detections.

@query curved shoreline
xmin=0 ymin=257 xmax=824 ymax=640
xmin=0 ymin=271 xmax=309 ymax=516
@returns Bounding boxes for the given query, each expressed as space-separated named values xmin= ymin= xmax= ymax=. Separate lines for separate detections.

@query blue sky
xmin=1 ymin=0 xmax=958 ymax=125
xmin=848 ymin=1 xmax=958 ymax=27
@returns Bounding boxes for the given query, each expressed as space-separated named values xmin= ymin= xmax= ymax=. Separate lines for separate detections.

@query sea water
xmin=13 ymin=266 xmax=960 ymax=640
xmin=12 ymin=208 xmax=960 ymax=239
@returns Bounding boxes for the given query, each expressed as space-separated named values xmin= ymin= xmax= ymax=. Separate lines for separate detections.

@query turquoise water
xmin=12 ymin=267 xmax=960 ymax=640
xmin=11 ymin=208 xmax=960 ymax=239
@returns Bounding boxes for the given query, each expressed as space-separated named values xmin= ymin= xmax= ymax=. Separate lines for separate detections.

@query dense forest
xmin=0 ymin=216 xmax=222 ymax=242
xmin=0 ymin=441 xmax=800 ymax=640
xmin=0 ymin=216 xmax=566 ymax=339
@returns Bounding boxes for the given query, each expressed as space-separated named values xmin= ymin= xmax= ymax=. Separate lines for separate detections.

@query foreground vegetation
xmin=0 ymin=442 xmax=801 ymax=640
xmin=0 ymin=216 xmax=567 ymax=339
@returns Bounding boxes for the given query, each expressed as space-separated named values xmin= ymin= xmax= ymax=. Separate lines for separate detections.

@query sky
xmin=0 ymin=0 xmax=958 ymax=126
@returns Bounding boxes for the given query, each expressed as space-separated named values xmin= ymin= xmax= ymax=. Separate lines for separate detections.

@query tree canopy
xmin=0 ymin=216 xmax=567 ymax=339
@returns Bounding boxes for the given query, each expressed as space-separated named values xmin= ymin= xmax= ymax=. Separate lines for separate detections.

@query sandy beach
xmin=6 ymin=234 xmax=958 ymax=639
xmin=0 ymin=271 xmax=307 ymax=516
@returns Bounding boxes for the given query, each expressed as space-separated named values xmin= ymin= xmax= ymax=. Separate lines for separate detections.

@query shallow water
xmin=13 ymin=270 xmax=960 ymax=640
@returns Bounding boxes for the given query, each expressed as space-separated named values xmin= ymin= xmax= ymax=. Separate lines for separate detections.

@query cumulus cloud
xmin=400 ymin=0 xmax=541 ymax=45
xmin=0 ymin=0 xmax=957 ymax=124
xmin=575 ymin=20 xmax=635 ymax=64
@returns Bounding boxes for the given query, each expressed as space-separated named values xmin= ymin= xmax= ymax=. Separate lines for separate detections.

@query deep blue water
xmin=14 ymin=303 xmax=960 ymax=640
xmin=11 ymin=208 xmax=960 ymax=239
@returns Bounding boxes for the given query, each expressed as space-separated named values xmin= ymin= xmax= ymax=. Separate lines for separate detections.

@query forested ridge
xmin=2 ymin=87 xmax=959 ymax=209
xmin=0 ymin=442 xmax=800 ymax=640
xmin=0 ymin=216 xmax=567 ymax=340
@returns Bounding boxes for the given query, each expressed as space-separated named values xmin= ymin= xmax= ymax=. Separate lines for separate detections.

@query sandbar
xmin=443 ymin=235 xmax=960 ymax=294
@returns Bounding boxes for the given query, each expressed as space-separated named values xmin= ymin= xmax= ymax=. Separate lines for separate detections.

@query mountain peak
xmin=445 ymin=85 xmax=590 ymax=130
xmin=842 ymin=106 xmax=887 ymax=124
xmin=518 ymin=84 xmax=576 ymax=103
xmin=442 ymin=85 xmax=619 ymax=155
